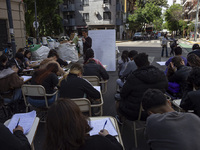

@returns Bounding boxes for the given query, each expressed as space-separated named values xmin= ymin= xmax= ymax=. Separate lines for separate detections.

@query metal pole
xmin=194 ymin=0 xmax=200 ymax=41
xmin=6 ymin=0 xmax=16 ymax=55
xmin=34 ymin=0 xmax=39 ymax=44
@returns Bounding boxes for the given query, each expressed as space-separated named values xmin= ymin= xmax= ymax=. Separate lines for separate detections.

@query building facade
xmin=61 ymin=0 xmax=125 ymax=39
xmin=0 ymin=0 xmax=26 ymax=52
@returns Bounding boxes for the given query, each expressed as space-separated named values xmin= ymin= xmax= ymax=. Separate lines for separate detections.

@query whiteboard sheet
xmin=89 ymin=118 xmax=118 ymax=136
xmin=89 ymin=30 xmax=116 ymax=71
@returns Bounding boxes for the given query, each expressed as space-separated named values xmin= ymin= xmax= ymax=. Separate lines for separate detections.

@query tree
xmin=137 ymin=0 xmax=168 ymax=8
xmin=164 ymin=4 xmax=183 ymax=33
xmin=24 ymin=0 xmax=63 ymax=37
xmin=128 ymin=2 xmax=162 ymax=32
xmin=153 ymin=18 xmax=163 ymax=31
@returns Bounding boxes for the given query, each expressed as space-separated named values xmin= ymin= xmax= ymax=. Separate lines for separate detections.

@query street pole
xmin=6 ymin=0 xmax=16 ymax=55
xmin=34 ymin=0 xmax=39 ymax=44
xmin=194 ymin=0 xmax=200 ymax=41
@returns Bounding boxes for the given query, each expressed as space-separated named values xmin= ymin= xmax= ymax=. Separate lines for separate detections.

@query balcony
xmin=116 ymin=18 xmax=122 ymax=25
xmin=116 ymin=3 xmax=121 ymax=12
xmin=63 ymin=18 xmax=75 ymax=26
xmin=61 ymin=4 xmax=75 ymax=12
xmin=183 ymin=0 xmax=192 ymax=6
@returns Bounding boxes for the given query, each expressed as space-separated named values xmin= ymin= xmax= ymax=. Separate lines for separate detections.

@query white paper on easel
xmin=89 ymin=118 xmax=118 ymax=136
xmin=89 ymin=30 xmax=116 ymax=71
xmin=7 ymin=111 xmax=36 ymax=135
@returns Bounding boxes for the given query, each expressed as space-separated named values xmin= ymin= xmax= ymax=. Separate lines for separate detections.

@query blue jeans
xmin=116 ymin=79 xmax=125 ymax=88
xmin=27 ymin=95 xmax=56 ymax=107
xmin=161 ymin=46 xmax=168 ymax=57
xmin=3 ymin=88 xmax=22 ymax=103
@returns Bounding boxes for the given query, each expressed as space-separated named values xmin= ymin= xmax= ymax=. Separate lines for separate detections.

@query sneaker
xmin=115 ymin=115 xmax=123 ymax=125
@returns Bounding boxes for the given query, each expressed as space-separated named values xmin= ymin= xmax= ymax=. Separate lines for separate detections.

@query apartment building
xmin=61 ymin=0 xmax=125 ymax=39
xmin=183 ymin=0 xmax=199 ymax=23
xmin=0 ymin=0 xmax=26 ymax=51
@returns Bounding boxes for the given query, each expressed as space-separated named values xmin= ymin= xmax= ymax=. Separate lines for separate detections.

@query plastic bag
xmin=31 ymin=46 xmax=50 ymax=61
xmin=57 ymin=43 xmax=78 ymax=62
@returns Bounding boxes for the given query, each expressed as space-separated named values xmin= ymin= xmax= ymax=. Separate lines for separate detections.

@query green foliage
xmin=153 ymin=18 xmax=163 ymax=31
xmin=164 ymin=4 xmax=183 ymax=32
xmin=188 ymin=22 xmax=195 ymax=32
xmin=128 ymin=2 xmax=162 ymax=31
xmin=136 ymin=0 xmax=168 ymax=8
xmin=24 ymin=0 xmax=63 ymax=37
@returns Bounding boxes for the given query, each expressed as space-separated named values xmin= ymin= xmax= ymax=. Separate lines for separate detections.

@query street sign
xmin=125 ymin=23 xmax=129 ymax=30
xmin=33 ymin=21 xmax=39 ymax=28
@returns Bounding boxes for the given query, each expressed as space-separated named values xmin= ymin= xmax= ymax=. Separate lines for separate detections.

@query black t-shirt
xmin=79 ymin=135 xmax=123 ymax=150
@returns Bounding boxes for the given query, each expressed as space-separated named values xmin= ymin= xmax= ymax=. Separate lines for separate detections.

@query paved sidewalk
xmin=181 ymin=38 xmax=200 ymax=44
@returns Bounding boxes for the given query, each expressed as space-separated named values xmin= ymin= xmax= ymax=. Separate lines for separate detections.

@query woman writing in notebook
xmin=44 ymin=98 xmax=123 ymax=150
xmin=28 ymin=63 xmax=59 ymax=107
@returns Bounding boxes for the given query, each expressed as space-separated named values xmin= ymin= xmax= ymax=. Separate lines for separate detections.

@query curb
xmin=180 ymin=38 xmax=200 ymax=44
xmin=116 ymin=40 xmax=132 ymax=43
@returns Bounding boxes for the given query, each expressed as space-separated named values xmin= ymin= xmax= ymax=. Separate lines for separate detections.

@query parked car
xmin=133 ymin=32 xmax=144 ymax=40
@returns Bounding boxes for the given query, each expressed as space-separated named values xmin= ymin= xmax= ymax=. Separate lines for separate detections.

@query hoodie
xmin=119 ymin=65 xmax=168 ymax=121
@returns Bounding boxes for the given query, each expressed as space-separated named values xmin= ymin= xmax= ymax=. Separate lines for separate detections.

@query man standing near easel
xmin=82 ymin=30 xmax=92 ymax=56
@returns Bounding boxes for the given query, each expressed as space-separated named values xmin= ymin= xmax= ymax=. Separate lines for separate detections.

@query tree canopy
xmin=24 ymin=0 xmax=63 ymax=37
xmin=137 ymin=0 xmax=168 ymax=8
xmin=128 ymin=2 xmax=162 ymax=31
xmin=164 ymin=4 xmax=183 ymax=32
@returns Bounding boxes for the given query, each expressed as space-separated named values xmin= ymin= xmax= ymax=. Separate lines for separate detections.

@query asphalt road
xmin=0 ymin=39 xmax=191 ymax=150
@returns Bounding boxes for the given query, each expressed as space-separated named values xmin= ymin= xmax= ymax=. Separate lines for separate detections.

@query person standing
xmin=161 ymin=34 xmax=168 ymax=57
xmin=82 ymin=30 xmax=92 ymax=55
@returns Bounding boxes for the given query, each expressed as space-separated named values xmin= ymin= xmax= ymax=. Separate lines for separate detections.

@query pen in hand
xmin=15 ymin=118 xmax=20 ymax=128
xmin=102 ymin=120 xmax=107 ymax=130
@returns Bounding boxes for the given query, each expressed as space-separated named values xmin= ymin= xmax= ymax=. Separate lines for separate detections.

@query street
xmin=32 ymin=39 xmax=191 ymax=150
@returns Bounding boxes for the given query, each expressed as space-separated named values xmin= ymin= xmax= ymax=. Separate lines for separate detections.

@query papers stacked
xmin=7 ymin=111 xmax=36 ymax=135
xmin=89 ymin=118 xmax=118 ymax=136
xmin=21 ymin=76 xmax=32 ymax=82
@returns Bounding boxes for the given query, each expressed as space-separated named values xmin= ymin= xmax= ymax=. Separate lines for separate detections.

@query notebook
xmin=21 ymin=76 xmax=32 ymax=82
xmin=89 ymin=118 xmax=118 ymax=136
xmin=7 ymin=111 xmax=36 ymax=135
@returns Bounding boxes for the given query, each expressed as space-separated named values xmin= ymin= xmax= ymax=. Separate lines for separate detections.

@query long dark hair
xmin=44 ymin=98 xmax=92 ymax=150
xmin=187 ymin=54 xmax=200 ymax=67
xmin=121 ymin=50 xmax=129 ymax=63
xmin=24 ymin=50 xmax=31 ymax=60
xmin=84 ymin=48 xmax=94 ymax=64
xmin=35 ymin=63 xmax=58 ymax=84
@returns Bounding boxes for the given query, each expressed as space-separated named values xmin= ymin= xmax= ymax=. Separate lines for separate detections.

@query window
xmin=83 ymin=0 xmax=89 ymax=6
xmin=103 ymin=12 xmax=111 ymax=20
xmin=104 ymin=0 xmax=111 ymax=4
xmin=83 ymin=13 xmax=89 ymax=22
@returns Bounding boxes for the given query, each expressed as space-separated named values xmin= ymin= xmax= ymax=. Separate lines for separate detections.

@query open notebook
xmin=7 ymin=111 xmax=36 ymax=135
xmin=89 ymin=118 xmax=118 ymax=136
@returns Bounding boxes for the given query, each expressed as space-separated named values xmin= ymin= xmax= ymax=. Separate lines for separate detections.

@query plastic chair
xmin=21 ymin=84 xmax=58 ymax=122
xmin=71 ymin=98 xmax=92 ymax=116
xmin=83 ymin=76 xmax=108 ymax=94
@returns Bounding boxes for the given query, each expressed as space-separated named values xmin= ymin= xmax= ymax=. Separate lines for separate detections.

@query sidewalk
xmin=116 ymin=40 xmax=132 ymax=43
xmin=181 ymin=38 xmax=200 ymax=44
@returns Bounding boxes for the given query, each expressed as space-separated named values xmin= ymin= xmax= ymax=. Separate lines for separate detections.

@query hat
xmin=15 ymin=52 xmax=25 ymax=62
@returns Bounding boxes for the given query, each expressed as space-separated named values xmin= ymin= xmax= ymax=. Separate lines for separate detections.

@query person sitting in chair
xmin=142 ymin=88 xmax=200 ymax=150
xmin=59 ymin=63 xmax=100 ymax=103
xmin=28 ymin=63 xmax=59 ymax=107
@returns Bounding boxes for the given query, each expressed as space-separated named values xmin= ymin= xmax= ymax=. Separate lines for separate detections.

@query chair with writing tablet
xmin=120 ymin=102 xmax=145 ymax=148
xmin=71 ymin=97 xmax=103 ymax=116
xmin=82 ymin=76 xmax=108 ymax=94
xmin=21 ymin=84 xmax=58 ymax=122
xmin=71 ymin=98 xmax=92 ymax=116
